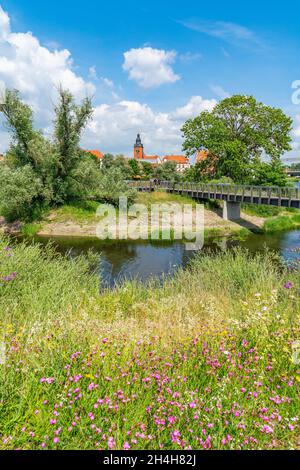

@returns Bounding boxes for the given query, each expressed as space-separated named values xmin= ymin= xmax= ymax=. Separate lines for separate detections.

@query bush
xmin=0 ymin=165 xmax=45 ymax=221
xmin=96 ymin=167 xmax=136 ymax=206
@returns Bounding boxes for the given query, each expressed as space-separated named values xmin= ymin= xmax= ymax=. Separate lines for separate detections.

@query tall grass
xmin=0 ymin=238 xmax=299 ymax=450
xmin=264 ymin=214 xmax=300 ymax=232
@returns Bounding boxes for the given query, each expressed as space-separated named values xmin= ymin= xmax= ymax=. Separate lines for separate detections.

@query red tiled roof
xmin=87 ymin=150 xmax=103 ymax=160
xmin=196 ymin=150 xmax=209 ymax=163
xmin=163 ymin=155 xmax=189 ymax=164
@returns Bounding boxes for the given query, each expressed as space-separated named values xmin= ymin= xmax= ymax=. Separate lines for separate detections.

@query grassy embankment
xmin=241 ymin=204 xmax=300 ymax=232
xmin=0 ymin=238 xmax=299 ymax=450
xmin=11 ymin=191 xmax=300 ymax=237
xmin=19 ymin=192 xmax=253 ymax=239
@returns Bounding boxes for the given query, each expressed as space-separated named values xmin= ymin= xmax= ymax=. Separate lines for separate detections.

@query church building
xmin=133 ymin=134 xmax=190 ymax=172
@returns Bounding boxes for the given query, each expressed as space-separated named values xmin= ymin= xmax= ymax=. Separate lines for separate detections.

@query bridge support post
xmin=223 ymin=201 xmax=241 ymax=221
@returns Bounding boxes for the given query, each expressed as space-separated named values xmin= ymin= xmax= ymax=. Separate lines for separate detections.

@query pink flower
xmin=171 ymin=430 xmax=181 ymax=443
xmin=262 ymin=425 xmax=274 ymax=434
xmin=53 ymin=437 xmax=60 ymax=444
xmin=108 ymin=437 xmax=115 ymax=449
xmin=168 ymin=416 xmax=176 ymax=424
xmin=123 ymin=442 xmax=130 ymax=450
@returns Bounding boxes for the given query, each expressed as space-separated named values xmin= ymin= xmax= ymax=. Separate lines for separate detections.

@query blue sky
xmin=1 ymin=0 xmax=300 ymax=161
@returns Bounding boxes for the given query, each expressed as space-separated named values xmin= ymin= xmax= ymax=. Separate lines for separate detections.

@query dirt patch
xmin=37 ymin=208 xmax=264 ymax=238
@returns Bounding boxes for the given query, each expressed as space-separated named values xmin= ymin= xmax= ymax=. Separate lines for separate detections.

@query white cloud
xmin=0 ymin=5 xmax=95 ymax=129
xmin=88 ymin=66 xmax=98 ymax=80
xmin=0 ymin=5 xmax=10 ymax=39
xmin=123 ymin=47 xmax=180 ymax=88
xmin=82 ymin=96 xmax=216 ymax=155
xmin=101 ymin=77 xmax=114 ymax=88
xmin=178 ymin=19 xmax=266 ymax=50
xmin=179 ymin=51 xmax=202 ymax=62
xmin=0 ymin=7 xmax=216 ymax=156
xmin=210 ymin=84 xmax=230 ymax=99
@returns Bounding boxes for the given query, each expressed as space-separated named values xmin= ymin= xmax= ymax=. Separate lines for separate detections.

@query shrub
xmin=0 ymin=165 xmax=44 ymax=221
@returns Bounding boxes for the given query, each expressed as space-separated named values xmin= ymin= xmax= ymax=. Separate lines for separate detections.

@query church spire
xmin=134 ymin=133 xmax=144 ymax=159
xmin=134 ymin=133 xmax=143 ymax=148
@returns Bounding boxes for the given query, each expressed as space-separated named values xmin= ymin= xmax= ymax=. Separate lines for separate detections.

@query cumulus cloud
xmin=0 ymin=5 xmax=10 ymax=39
xmin=123 ymin=47 xmax=180 ymax=88
xmin=0 ymin=7 xmax=216 ymax=156
xmin=0 ymin=5 xmax=95 ymax=130
xmin=82 ymin=96 xmax=216 ymax=155
xmin=210 ymin=84 xmax=230 ymax=99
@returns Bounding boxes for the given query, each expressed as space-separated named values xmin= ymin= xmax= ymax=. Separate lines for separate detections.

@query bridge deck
xmin=129 ymin=181 xmax=300 ymax=208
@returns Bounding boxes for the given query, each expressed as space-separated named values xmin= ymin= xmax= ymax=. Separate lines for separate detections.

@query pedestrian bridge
xmin=128 ymin=180 xmax=300 ymax=220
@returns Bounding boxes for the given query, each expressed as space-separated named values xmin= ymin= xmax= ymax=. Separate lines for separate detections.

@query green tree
xmin=53 ymin=87 xmax=94 ymax=201
xmin=128 ymin=158 xmax=141 ymax=177
xmin=182 ymin=95 xmax=293 ymax=183
xmin=251 ymin=161 xmax=288 ymax=187
xmin=153 ymin=161 xmax=180 ymax=182
xmin=96 ymin=167 xmax=136 ymax=206
xmin=140 ymin=161 xmax=153 ymax=179
xmin=0 ymin=87 xmax=98 ymax=220
xmin=101 ymin=153 xmax=115 ymax=170
xmin=0 ymin=165 xmax=43 ymax=221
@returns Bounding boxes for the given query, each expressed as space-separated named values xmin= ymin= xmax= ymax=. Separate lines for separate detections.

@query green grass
xmin=21 ymin=222 xmax=43 ymax=237
xmin=136 ymin=190 xmax=196 ymax=207
xmin=53 ymin=200 xmax=101 ymax=224
xmin=0 ymin=238 xmax=299 ymax=450
xmin=242 ymin=203 xmax=298 ymax=218
xmin=263 ymin=214 xmax=300 ymax=232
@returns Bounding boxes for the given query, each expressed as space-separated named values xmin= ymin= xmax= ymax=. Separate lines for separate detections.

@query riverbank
xmin=2 ymin=191 xmax=300 ymax=239
xmin=0 ymin=237 xmax=299 ymax=450
xmin=0 ymin=192 xmax=265 ymax=239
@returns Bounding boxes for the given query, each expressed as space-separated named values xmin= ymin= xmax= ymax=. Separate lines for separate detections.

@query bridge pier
xmin=223 ymin=201 xmax=241 ymax=221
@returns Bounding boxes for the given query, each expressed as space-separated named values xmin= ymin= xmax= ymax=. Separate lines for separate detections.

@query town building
xmin=84 ymin=134 xmax=191 ymax=172
xmin=87 ymin=150 xmax=103 ymax=160
xmin=133 ymin=134 xmax=190 ymax=172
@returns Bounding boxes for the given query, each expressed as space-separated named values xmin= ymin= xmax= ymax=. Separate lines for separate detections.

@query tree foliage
xmin=0 ymin=87 xmax=99 ymax=220
xmin=182 ymin=95 xmax=293 ymax=184
xmin=153 ymin=161 xmax=181 ymax=182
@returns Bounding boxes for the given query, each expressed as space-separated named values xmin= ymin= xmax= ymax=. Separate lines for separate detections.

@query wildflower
xmin=168 ymin=416 xmax=176 ymax=424
xmin=108 ymin=437 xmax=115 ymax=449
xmin=262 ymin=425 xmax=274 ymax=434
xmin=1 ymin=272 xmax=16 ymax=282
xmin=123 ymin=442 xmax=130 ymax=450
xmin=53 ymin=437 xmax=60 ymax=444
xmin=284 ymin=281 xmax=293 ymax=289
xmin=171 ymin=430 xmax=181 ymax=443
xmin=40 ymin=377 xmax=54 ymax=384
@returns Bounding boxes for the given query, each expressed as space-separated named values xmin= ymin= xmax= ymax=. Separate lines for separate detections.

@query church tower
xmin=134 ymin=133 xmax=144 ymax=159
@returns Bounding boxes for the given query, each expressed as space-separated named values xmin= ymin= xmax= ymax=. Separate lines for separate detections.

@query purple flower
xmin=284 ymin=281 xmax=293 ymax=289
xmin=1 ymin=272 xmax=16 ymax=282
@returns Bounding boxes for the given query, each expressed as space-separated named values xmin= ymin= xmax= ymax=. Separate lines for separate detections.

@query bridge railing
xmin=127 ymin=180 xmax=300 ymax=201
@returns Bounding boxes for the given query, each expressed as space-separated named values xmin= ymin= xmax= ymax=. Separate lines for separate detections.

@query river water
xmin=29 ymin=229 xmax=300 ymax=288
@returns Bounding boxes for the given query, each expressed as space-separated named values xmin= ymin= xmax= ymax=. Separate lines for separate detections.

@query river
xmin=27 ymin=229 xmax=300 ymax=288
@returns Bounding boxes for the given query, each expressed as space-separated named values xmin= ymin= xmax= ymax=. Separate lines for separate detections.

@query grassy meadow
xmin=0 ymin=237 xmax=299 ymax=450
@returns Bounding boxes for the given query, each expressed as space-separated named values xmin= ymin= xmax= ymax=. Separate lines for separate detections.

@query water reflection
xmin=31 ymin=230 xmax=300 ymax=288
